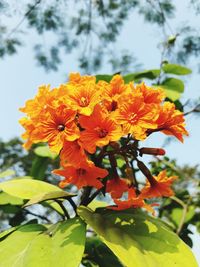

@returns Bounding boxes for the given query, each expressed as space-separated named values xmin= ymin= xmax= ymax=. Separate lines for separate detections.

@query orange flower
xmin=65 ymin=79 xmax=102 ymax=116
xmin=113 ymin=94 xmax=158 ymax=140
xmin=106 ymin=177 xmax=129 ymax=199
xmin=69 ymin=72 xmax=96 ymax=85
xmin=109 ymin=188 xmax=154 ymax=213
xmin=19 ymin=117 xmax=36 ymax=149
xmin=53 ymin=161 xmax=108 ymax=189
xmin=19 ymin=85 xmax=57 ymax=118
xmin=60 ymin=140 xmax=87 ymax=167
xmin=134 ymin=83 xmax=165 ymax=104
xmin=140 ymin=170 xmax=177 ymax=198
xmin=99 ymin=75 xmax=132 ymax=111
xmin=32 ymin=105 xmax=80 ymax=153
xmin=79 ymin=105 xmax=123 ymax=153
xmin=154 ymin=102 xmax=188 ymax=142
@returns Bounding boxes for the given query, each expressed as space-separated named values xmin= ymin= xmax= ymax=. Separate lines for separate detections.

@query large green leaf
xmin=0 ymin=219 xmax=86 ymax=267
xmin=24 ymin=191 xmax=75 ymax=207
xmin=124 ymin=69 xmax=160 ymax=83
xmin=0 ymin=178 xmax=62 ymax=200
xmin=0 ymin=192 xmax=24 ymax=205
xmin=78 ymin=207 xmax=198 ymax=267
xmin=162 ymin=63 xmax=192 ymax=75
xmin=159 ymin=78 xmax=184 ymax=101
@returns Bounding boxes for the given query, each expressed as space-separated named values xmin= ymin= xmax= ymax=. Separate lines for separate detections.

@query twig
xmin=24 ymin=208 xmax=51 ymax=223
xmin=86 ymin=188 xmax=102 ymax=206
xmin=176 ymin=200 xmax=189 ymax=235
xmin=67 ymin=198 xmax=77 ymax=216
xmin=55 ymin=200 xmax=70 ymax=219
xmin=6 ymin=0 xmax=42 ymax=38
xmin=80 ymin=187 xmax=92 ymax=206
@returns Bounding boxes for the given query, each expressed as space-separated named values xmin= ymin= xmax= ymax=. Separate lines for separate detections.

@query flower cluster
xmin=20 ymin=73 xmax=188 ymax=212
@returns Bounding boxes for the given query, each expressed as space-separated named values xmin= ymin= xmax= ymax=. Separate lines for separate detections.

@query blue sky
xmin=0 ymin=0 xmax=200 ymax=262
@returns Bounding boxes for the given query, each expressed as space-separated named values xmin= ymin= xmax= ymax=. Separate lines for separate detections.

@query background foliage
xmin=0 ymin=0 xmax=200 ymax=266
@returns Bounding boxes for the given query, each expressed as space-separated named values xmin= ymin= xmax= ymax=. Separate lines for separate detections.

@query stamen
xmin=57 ymin=124 xmax=65 ymax=131
xmin=97 ymin=128 xmax=108 ymax=138
xmin=76 ymin=168 xmax=86 ymax=176
xmin=79 ymin=97 xmax=88 ymax=107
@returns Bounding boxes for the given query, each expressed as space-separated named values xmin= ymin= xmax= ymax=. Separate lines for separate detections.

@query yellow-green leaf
xmin=24 ymin=191 xmax=75 ymax=207
xmin=159 ymin=78 xmax=184 ymax=101
xmin=0 ymin=192 xmax=24 ymax=205
xmin=0 ymin=219 xmax=86 ymax=267
xmin=162 ymin=63 xmax=192 ymax=75
xmin=78 ymin=207 xmax=198 ymax=267
xmin=34 ymin=146 xmax=58 ymax=159
xmin=0 ymin=178 xmax=62 ymax=200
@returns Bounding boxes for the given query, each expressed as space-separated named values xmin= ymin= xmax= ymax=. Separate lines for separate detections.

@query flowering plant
xmin=20 ymin=73 xmax=187 ymax=211
xmin=0 ymin=73 xmax=197 ymax=267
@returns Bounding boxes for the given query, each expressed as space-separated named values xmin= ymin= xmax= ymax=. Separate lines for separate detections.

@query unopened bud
xmin=140 ymin=147 xmax=166 ymax=156
xmin=137 ymin=160 xmax=156 ymax=186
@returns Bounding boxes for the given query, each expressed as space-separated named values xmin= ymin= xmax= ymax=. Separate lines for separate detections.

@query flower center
xmin=57 ymin=124 xmax=65 ymax=131
xmin=76 ymin=168 xmax=86 ymax=176
xmin=96 ymin=127 xmax=108 ymax=138
xmin=79 ymin=97 xmax=89 ymax=107
xmin=128 ymin=113 xmax=138 ymax=123
xmin=111 ymin=100 xmax=118 ymax=111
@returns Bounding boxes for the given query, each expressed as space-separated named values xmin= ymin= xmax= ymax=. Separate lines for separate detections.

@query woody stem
xmin=108 ymin=153 xmax=119 ymax=179
xmin=55 ymin=200 xmax=70 ymax=219
xmin=136 ymin=159 xmax=157 ymax=186
xmin=80 ymin=186 xmax=92 ymax=206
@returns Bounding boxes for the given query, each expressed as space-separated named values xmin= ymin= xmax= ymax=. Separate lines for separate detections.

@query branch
xmin=55 ymin=200 xmax=70 ymax=219
xmin=24 ymin=208 xmax=51 ymax=223
xmin=6 ymin=0 xmax=42 ymax=38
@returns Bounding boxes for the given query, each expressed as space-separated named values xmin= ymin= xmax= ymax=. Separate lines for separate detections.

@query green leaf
xmin=0 ymin=219 xmax=86 ymax=267
xmin=88 ymin=200 xmax=108 ymax=211
xmin=0 ymin=178 xmax=62 ymax=199
xmin=96 ymin=74 xmax=113 ymax=83
xmin=78 ymin=207 xmax=198 ymax=267
xmin=171 ymin=206 xmax=195 ymax=227
xmin=83 ymin=236 xmax=123 ymax=267
xmin=34 ymin=146 xmax=58 ymax=159
xmin=30 ymin=156 xmax=49 ymax=180
xmin=0 ymin=169 xmax=15 ymax=178
xmin=24 ymin=190 xmax=75 ymax=207
xmin=159 ymin=78 xmax=184 ymax=101
xmin=124 ymin=69 xmax=160 ymax=83
xmin=162 ymin=63 xmax=192 ymax=75
xmin=0 ymin=192 xmax=24 ymax=205
xmin=0 ymin=227 xmax=17 ymax=240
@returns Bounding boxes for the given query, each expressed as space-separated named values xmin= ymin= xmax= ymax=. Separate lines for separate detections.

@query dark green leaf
xmin=96 ymin=74 xmax=113 ymax=83
xmin=83 ymin=236 xmax=123 ymax=267
xmin=123 ymin=69 xmax=160 ymax=83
